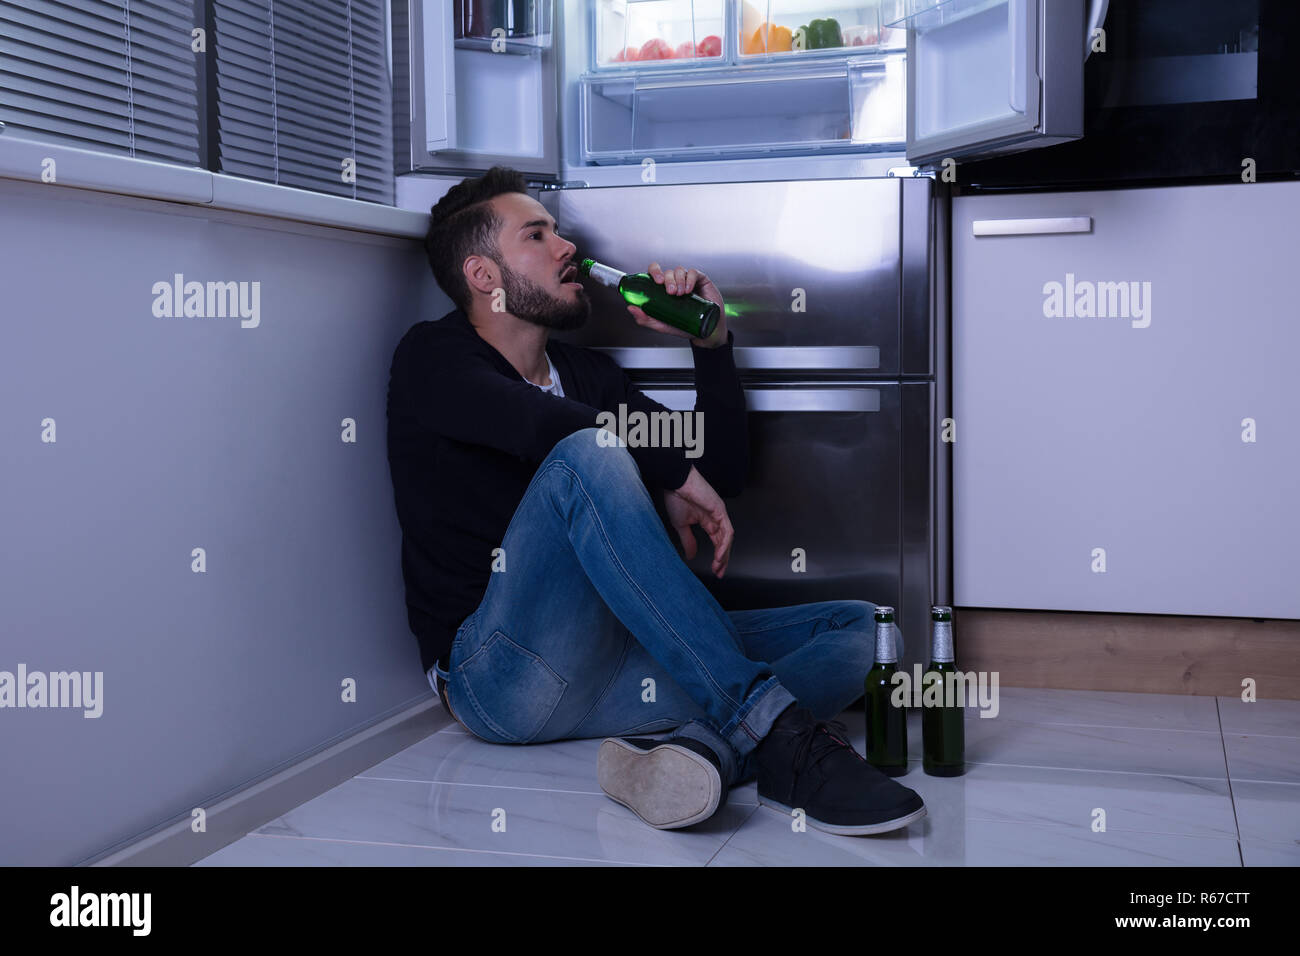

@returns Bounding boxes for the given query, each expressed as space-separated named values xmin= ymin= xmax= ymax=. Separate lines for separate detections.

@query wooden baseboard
xmin=951 ymin=608 xmax=1300 ymax=700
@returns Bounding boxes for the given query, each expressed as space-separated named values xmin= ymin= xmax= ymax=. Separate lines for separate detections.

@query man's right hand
xmin=663 ymin=465 xmax=733 ymax=578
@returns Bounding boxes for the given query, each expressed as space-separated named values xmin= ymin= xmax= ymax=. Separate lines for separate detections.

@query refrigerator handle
xmin=640 ymin=388 xmax=881 ymax=414
xmin=596 ymin=346 xmax=882 ymax=371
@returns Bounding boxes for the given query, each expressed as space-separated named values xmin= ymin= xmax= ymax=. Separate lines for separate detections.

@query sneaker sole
xmin=756 ymin=795 xmax=927 ymax=835
xmin=598 ymin=738 xmax=722 ymax=830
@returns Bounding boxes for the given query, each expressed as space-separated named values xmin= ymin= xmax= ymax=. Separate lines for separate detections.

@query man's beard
xmin=498 ymin=260 xmax=590 ymax=331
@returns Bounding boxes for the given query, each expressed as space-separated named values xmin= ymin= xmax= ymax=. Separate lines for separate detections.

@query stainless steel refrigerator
xmin=540 ymin=176 xmax=946 ymax=672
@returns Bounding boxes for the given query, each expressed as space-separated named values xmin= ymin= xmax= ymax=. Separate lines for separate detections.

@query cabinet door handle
xmin=972 ymin=217 xmax=1092 ymax=237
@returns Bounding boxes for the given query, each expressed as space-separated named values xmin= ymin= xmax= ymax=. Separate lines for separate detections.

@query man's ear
xmin=463 ymin=254 xmax=496 ymax=298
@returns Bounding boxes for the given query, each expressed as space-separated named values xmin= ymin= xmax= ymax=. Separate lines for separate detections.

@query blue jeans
xmin=429 ymin=428 xmax=900 ymax=789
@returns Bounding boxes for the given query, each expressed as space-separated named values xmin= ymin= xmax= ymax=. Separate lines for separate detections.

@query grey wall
xmin=0 ymin=177 xmax=444 ymax=865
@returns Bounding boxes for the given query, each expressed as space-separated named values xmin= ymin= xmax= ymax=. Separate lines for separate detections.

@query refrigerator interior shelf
xmin=631 ymin=60 xmax=878 ymax=88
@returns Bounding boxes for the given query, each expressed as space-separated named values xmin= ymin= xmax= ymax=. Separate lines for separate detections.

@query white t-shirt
xmin=526 ymin=351 xmax=565 ymax=397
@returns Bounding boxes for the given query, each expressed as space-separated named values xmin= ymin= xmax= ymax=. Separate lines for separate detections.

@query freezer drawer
xmin=639 ymin=382 xmax=939 ymax=669
xmin=543 ymin=178 xmax=928 ymax=373
xmin=952 ymin=181 xmax=1300 ymax=619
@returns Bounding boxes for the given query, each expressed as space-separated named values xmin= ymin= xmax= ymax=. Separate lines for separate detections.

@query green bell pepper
xmin=807 ymin=17 xmax=843 ymax=50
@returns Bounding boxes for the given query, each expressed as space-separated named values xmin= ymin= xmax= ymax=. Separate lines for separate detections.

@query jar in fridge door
xmin=459 ymin=0 xmax=537 ymax=40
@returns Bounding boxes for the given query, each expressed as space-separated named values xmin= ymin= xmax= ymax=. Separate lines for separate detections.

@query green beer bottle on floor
xmin=864 ymin=606 xmax=908 ymax=776
xmin=578 ymin=258 xmax=720 ymax=340
xmin=922 ymin=605 xmax=966 ymax=777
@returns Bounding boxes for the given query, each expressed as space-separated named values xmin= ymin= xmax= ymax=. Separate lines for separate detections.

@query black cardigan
xmin=385 ymin=307 xmax=748 ymax=673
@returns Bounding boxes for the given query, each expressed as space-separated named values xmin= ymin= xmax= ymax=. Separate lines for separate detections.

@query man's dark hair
xmin=424 ymin=166 xmax=531 ymax=313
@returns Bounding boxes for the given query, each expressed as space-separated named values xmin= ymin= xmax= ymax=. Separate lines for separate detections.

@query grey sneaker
xmin=597 ymin=735 xmax=726 ymax=829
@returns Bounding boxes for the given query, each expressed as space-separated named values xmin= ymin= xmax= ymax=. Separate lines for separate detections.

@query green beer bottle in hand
xmin=578 ymin=258 xmax=720 ymax=340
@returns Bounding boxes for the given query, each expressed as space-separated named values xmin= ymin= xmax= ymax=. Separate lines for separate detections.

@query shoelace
xmin=789 ymin=717 xmax=862 ymax=782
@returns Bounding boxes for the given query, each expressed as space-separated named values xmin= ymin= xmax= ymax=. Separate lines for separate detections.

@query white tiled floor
xmin=194 ymin=690 xmax=1300 ymax=866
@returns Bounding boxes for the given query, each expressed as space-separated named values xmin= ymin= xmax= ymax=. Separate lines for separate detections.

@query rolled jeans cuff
xmin=673 ymin=677 xmax=796 ymax=787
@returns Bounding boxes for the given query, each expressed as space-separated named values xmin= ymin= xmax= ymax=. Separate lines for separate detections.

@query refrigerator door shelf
xmin=579 ymin=55 xmax=905 ymax=163
xmin=452 ymin=35 xmax=552 ymax=54
xmin=394 ymin=0 xmax=560 ymax=177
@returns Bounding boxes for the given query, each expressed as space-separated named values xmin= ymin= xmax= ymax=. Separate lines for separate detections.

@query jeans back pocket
xmin=456 ymin=630 xmax=567 ymax=743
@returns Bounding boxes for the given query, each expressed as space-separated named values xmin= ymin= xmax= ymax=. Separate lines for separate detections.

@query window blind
xmin=0 ymin=0 xmax=201 ymax=165
xmin=211 ymin=0 xmax=392 ymax=203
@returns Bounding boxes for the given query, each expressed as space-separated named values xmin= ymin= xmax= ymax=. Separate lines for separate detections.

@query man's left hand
xmin=625 ymin=262 xmax=728 ymax=348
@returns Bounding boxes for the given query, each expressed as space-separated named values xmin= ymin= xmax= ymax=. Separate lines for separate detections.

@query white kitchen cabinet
xmin=952 ymin=180 xmax=1300 ymax=619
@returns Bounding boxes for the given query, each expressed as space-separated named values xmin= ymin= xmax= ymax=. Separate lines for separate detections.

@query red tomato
xmin=675 ymin=40 xmax=696 ymax=58
xmin=696 ymin=35 xmax=721 ymax=57
xmin=639 ymin=37 xmax=674 ymax=60
xmin=623 ymin=46 xmax=639 ymax=61
xmin=611 ymin=48 xmax=626 ymax=61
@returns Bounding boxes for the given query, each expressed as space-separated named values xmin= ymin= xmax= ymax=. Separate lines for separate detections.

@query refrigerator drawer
xmin=640 ymin=382 xmax=907 ymax=642
xmin=544 ymin=178 xmax=927 ymax=372
xmin=579 ymin=57 xmax=905 ymax=163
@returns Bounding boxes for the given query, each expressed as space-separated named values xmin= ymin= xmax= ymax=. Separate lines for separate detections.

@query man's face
xmin=483 ymin=192 xmax=589 ymax=331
